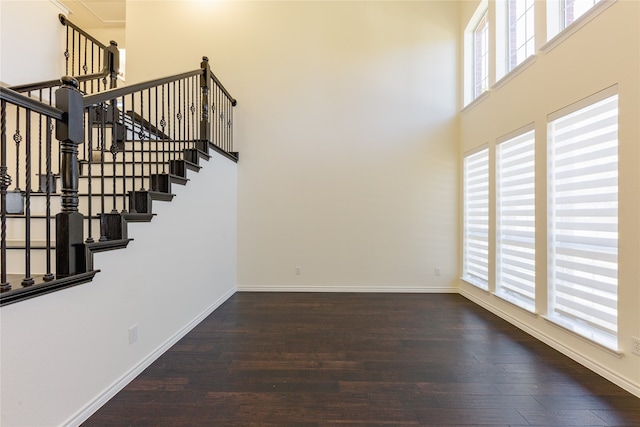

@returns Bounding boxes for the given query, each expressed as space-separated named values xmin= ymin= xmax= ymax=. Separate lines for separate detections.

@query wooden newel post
xmin=199 ymin=56 xmax=211 ymax=146
xmin=55 ymin=76 xmax=85 ymax=278
xmin=106 ymin=41 xmax=120 ymax=89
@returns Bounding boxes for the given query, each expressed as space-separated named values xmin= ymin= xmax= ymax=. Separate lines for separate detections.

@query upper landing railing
xmin=8 ymin=14 xmax=120 ymax=102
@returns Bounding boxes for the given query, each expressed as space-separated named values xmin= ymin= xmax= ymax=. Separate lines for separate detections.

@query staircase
xmin=0 ymin=15 xmax=237 ymax=306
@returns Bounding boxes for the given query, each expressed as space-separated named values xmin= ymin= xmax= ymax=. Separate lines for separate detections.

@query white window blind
xmin=497 ymin=129 xmax=535 ymax=311
xmin=463 ymin=148 xmax=489 ymax=289
xmin=548 ymin=91 xmax=618 ymax=349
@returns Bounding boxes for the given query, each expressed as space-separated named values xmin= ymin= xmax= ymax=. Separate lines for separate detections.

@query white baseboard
xmin=237 ymin=284 xmax=458 ymax=293
xmin=459 ymin=287 xmax=640 ymax=399
xmin=63 ymin=287 xmax=237 ymax=427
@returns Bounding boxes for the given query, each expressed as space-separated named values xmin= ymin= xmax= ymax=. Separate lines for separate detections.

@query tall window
xmin=547 ymin=0 xmax=604 ymax=40
xmin=547 ymin=89 xmax=618 ymax=349
xmin=507 ymin=0 xmax=535 ymax=72
xmin=563 ymin=0 xmax=601 ymax=27
xmin=464 ymin=0 xmax=489 ymax=106
xmin=474 ymin=11 xmax=489 ymax=99
xmin=496 ymin=128 xmax=535 ymax=311
xmin=463 ymin=148 xmax=489 ymax=289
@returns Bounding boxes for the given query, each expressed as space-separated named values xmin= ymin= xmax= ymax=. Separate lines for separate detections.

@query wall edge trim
xmin=236 ymin=285 xmax=458 ymax=293
xmin=63 ymin=287 xmax=237 ymax=427
xmin=458 ymin=287 xmax=640 ymax=399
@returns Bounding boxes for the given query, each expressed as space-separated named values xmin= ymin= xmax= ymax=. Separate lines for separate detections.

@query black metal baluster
xmin=160 ymin=84 xmax=166 ymax=173
xmin=37 ymin=95 xmax=43 ymax=191
xmin=188 ymin=78 xmax=193 ymax=149
xmin=218 ymin=84 xmax=223 ymax=151
xmin=120 ymin=95 xmax=126 ymax=213
xmin=22 ymin=110 xmax=34 ymax=287
xmin=43 ymin=117 xmax=54 ymax=281
xmin=146 ymin=88 xmax=151 ymax=190
xmin=0 ymin=100 xmax=10 ymax=291
xmin=129 ymin=93 xmax=136 ymax=194
xmin=64 ymin=24 xmax=70 ymax=75
xmin=155 ymin=86 xmax=160 ymax=178
xmin=172 ymin=81 xmax=176 ymax=163
xmin=71 ymin=29 xmax=76 ymax=78
xmin=230 ymin=97 xmax=234 ymax=153
xmin=182 ymin=78 xmax=186 ymax=149
xmin=99 ymin=102 xmax=107 ymax=242
xmin=139 ymin=91 xmax=145 ymax=190
xmin=85 ymin=107 xmax=94 ymax=244
xmin=14 ymin=109 xmax=21 ymax=191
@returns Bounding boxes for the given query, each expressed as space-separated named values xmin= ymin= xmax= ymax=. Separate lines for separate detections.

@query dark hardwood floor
xmin=83 ymin=292 xmax=640 ymax=426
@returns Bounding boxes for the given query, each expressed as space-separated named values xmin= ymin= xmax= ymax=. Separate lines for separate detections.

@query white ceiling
xmin=60 ymin=0 xmax=126 ymax=29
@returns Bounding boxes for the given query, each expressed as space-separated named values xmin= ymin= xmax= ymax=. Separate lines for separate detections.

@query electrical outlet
xmin=435 ymin=267 xmax=441 ymax=276
xmin=631 ymin=337 xmax=640 ymax=356
xmin=295 ymin=266 xmax=301 ymax=276
xmin=129 ymin=325 xmax=138 ymax=344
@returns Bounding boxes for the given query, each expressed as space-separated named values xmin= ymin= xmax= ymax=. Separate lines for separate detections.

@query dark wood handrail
xmin=210 ymin=72 xmax=237 ymax=107
xmin=7 ymin=71 xmax=108 ymax=94
xmin=82 ymin=70 xmax=204 ymax=106
xmin=0 ymin=87 xmax=64 ymax=120
xmin=59 ymin=14 xmax=108 ymax=50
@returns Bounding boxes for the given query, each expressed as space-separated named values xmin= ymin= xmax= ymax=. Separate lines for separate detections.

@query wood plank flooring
xmin=83 ymin=293 xmax=640 ymax=426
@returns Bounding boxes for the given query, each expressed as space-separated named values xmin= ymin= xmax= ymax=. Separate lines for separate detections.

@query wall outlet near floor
xmin=435 ymin=267 xmax=441 ymax=276
xmin=129 ymin=325 xmax=138 ymax=344
xmin=631 ymin=337 xmax=640 ymax=356
xmin=295 ymin=266 xmax=301 ymax=276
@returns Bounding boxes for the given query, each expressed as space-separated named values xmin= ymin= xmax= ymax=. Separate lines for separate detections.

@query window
xmin=463 ymin=148 xmax=490 ymax=289
xmin=507 ymin=0 xmax=535 ymax=72
xmin=463 ymin=0 xmax=489 ymax=106
xmin=473 ymin=11 xmax=489 ymax=99
xmin=547 ymin=0 xmax=604 ymax=41
xmin=496 ymin=128 xmax=535 ymax=311
xmin=547 ymin=88 xmax=618 ymax=349
xmin=562 ymin=0 xmax=600 ymax=26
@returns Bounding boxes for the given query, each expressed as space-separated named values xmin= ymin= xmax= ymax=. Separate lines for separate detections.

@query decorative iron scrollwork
xmin=64 ymin=50 xmax=70 ymax=59
xmin=190 ymin=104 xmax=195 ymax=114
xmin=160 ymin=117 xmax=166 ymax=129
xmin=0 ymin=167 xmax=12 ymax=189
xmin=176 ymin=112 xmax=183 ymax=121
xmin=83 ymin=64 xmax=88 ymax=73
xmin=13 ymin=131 xmax=22 ymax=144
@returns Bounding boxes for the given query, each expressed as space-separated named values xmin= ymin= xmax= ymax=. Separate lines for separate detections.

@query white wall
xmin=459 ymin=0 xmax=640 ymax=397
xmin=0 ymin=0 xmax=66 ymax=86
xmin=126 ymin=0 xmax=460 ymax=293
xmin=0 ymin=151 xmax=238 ymax=426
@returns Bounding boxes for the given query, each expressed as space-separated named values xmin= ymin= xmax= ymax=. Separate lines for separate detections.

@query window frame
xmin=463 ymin=0 xmax=490 ymax=107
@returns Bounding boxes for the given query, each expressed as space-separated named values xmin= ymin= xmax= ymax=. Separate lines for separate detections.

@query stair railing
xmin=8 ymin=15 xmax=120 ymax=103
xmin=0 ymin=56 xmax=236 ymax=306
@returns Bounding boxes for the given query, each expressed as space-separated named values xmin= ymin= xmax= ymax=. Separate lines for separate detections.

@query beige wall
xmin=126 ymin=0 xmax=461 ymax=292
xmin=459 ymin=0 xmax=640 ymax=397
xmin=0 ymin=0 xmax=66 ymax=86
